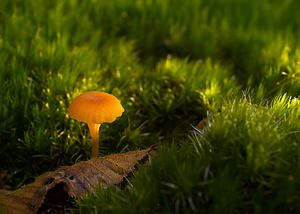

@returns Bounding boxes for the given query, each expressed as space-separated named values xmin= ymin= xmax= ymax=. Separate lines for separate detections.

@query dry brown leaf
xmin=196 ymin=118 xmax=208 ymax=131
xmin=0 ymin=146 xmax=155 ymax=214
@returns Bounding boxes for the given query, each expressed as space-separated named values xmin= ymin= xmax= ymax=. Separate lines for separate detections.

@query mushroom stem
xmin=87 ymin=123 xmax=101 ymax=158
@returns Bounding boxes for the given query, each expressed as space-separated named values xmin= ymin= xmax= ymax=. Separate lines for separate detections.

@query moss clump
xmin=79 ymin=96 xmax=300 ymax=213
xmin=1 ymin=0 xmax=300 ymax=212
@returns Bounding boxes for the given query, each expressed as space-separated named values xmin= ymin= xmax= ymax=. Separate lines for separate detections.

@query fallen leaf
xmin=0 ymin=146 xmax=155 ymax=214
xmin=196 ymin=118 xmax=208 ymax=131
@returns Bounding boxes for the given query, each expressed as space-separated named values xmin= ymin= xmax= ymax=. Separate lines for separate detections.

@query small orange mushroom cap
xmin=68 ymin=91 xmax=124 ymax=124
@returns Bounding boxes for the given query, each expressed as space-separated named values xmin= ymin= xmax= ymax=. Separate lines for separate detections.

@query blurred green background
xmin=1 ymin=0 xmax=300 ymax=213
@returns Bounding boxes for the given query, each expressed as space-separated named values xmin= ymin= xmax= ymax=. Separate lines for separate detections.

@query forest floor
xmin=1 ymin=0 xmax=300 ymax=213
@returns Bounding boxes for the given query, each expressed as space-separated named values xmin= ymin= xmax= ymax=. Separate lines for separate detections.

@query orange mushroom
xmin=68 ymin=91 xmax=124 ymax=158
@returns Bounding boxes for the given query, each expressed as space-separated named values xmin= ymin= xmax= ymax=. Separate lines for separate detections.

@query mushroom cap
xmin=68 ymin=91 xmax=124 ymax=124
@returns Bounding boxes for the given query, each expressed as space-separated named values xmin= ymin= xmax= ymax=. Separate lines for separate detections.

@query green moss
xmin=0 ymin=0 xmax=300 ymax=212
xmin=79 ymin=96 xmax=300 ymax=213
